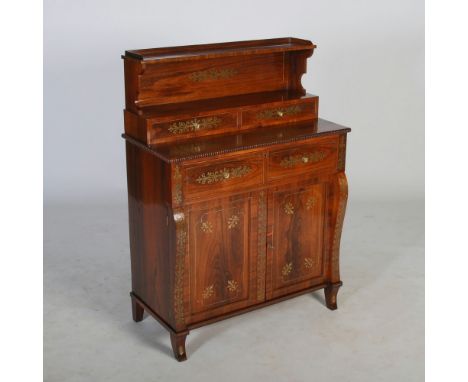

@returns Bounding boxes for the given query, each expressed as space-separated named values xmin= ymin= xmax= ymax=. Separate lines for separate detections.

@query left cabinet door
xmin=187 ymin=192 xmax=265 ymax=324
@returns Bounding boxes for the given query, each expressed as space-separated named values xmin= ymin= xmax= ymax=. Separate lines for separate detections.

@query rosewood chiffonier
xmin=122 ymin=38 xmax=350 ymax=361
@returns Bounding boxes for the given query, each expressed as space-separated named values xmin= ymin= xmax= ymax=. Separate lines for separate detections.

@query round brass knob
xmin=277 ymin=110 xmax=284 ymax=117
xmin=302 ymin=156 xmax=309 ymax=163
xmin=223 ymin=171 xmax=230 ymax=179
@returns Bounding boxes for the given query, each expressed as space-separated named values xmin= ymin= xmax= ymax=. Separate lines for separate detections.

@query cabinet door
xmin=187 ymin=193 xmax=263 ymax=323
xmin=266 ymin=182 xmax=327 ymax=299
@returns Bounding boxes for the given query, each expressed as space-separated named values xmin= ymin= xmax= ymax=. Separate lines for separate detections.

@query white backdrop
xmin=44 ymin=0 xmax=424 ymax=203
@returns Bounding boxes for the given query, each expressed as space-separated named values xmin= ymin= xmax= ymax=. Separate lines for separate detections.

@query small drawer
xmin=267 ymin=136 xmax=338 ymax=181
xmin=241 ymin=97 xmax=317 ymax=129
xmin=150 ymin=112 xmax=238 ymax=143
xmin=184 ymin=155 xmax=264 ymax=201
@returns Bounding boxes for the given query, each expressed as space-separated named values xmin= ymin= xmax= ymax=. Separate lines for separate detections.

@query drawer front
xmin=150 ymin=112 xmax=238 ymax=143
xmin=184 ymin=155 xmax=264 ymax=202
xmin=267 ymin=136 xmax=338 ymax=181
xmin=241 ymin=98 xmax=317 ymax=128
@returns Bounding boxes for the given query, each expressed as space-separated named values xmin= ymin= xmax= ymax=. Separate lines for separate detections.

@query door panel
xmin=188 ymin=194 xmax=260 ymax=322
xmin=267 ymin=182 xmax=327 ymax=299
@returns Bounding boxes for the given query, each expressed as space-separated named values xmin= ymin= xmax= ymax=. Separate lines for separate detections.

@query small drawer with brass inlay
xmin=267 ymin=136 xmax=338 ymax=181
xmin=150 ymin=112 xmax=238 ymax=143
xmin=184 ymin=155 xmax=264 ymax=202
xmin=241 ymin=96 xmax=318 ymax=129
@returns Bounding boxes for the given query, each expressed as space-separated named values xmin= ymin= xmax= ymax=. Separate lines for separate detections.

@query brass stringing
xmin=284 ymin=201 xmax=294 ymax=215
xmin=195 ymin=165 xmax=252 ymax=184
xmin=280 ymin=151 xmax=326 ymax=168
xmin=200 ymin=220 xmax=213 ymax=233
xmin=168 ymin=116 xmax=222 ymax=135
xmin=282 ymin=262 xmax=293 ymax=278
xmin=304 ymin=257 xmax=315 ymax=269
xmin=256 ymin=105 xmax=302 ymax=120
xmin=227 ymin=280 xmax=239 ymax=292
xmin=257 ymin=191 xmax=267 ymax=301
xmin=174 ymin=210 xmax=187 ymax=324
xmin=190 ymin=68 xmax=238 ymax=82
xmin=306 ymin=196 xmax=316 ymax=210
xmin=202 ymin=285 xmax=214 ymax=299
xmin=227 ymin=215 xmax=240 ymax=229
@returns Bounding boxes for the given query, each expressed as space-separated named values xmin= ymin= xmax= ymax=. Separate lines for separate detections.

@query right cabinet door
xmin=266 ymin=181 xmax=328 ymax=300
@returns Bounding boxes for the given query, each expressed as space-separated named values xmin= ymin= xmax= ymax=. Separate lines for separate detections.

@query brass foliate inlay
xmin=227 ymin=280 xmax=239 ymax=293
xmin=280 ymin=151 xmax=326 ymax=168
xmin=200 ymin=220 xmax=213 ymax=233
xmin=284 ymin=202 xmax=294 ymax=215
xmin=168 ymin=116 xmax=222 ymax=135
xmin=190 ymin=68 xmax=238 ymax=82
xmin=256 ymin=105 xmax=302 ymax=120
xmin=304 ymin=257 xmax=315 ymax=269
xmin=227 ymin=215 xmax=240 ymax=229
xmin=282 ymin=262 xmax=293 ymax=278
xmin=202 ymin=285 xmax=214 ymax=299
xmin=195 ymin=165 xmax=252 ymax=185
xmin=306 ymin=196 xmax=316 ymax=210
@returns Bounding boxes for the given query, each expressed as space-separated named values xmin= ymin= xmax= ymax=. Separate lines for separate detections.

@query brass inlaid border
xmin=195 ymin=165 xmax=252 ymax=185
xmin=257 ymin=191 xmax=267 ymax=301
xmin=331 ymin=174 xmax=348 ymax=281
xmin=256 ymin=105 xmax=303 ymax=120
xmin=173 ymin=165 xmax=183 ymax=205
xmin=168 ymin=116 xmax=222 ymax=135
xmin=190 ymin=68 xmax=238 ymax=82
xmin=174 ymin=210 xmax=187 ymax=325
xmin=280 ymin=151 xmax=326 ymax=168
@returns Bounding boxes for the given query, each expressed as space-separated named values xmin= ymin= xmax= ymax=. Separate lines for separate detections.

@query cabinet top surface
xmin=124 ymin=37 xmax=315 ymax=62
xmin=123 ymin=118 xmax=350 ymax=163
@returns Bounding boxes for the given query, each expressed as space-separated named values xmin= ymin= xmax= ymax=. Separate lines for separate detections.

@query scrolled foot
xmin=324 ymin=282 xmax=342 ymax=310
xmin=170 ymin=332 xmax=189 ymax=362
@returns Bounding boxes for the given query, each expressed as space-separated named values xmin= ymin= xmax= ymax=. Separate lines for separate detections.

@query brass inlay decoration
xmin=284 ymin=201 xmax=294 ymax=215
xmin=280 ymin=151 xmax=326 ymax=168
xmin=256 ymin=105 xmax=302 ymax=120
xmin=202 ymin=285 xmax=214 ymax=300
xmin=195 ymin=165 xmax=252 ymax=185
xmin=227 ymin=280 xmax=239 ymax=293
xmin=173 ymin=165 xmax=183 ymax=205
xmin=190 ymin=68 xmax=238 ymax=82
xmin=282 ymin=262 xmax=293 ymax=278
xmin=337 ymin=134 xmax=347 ymax=171
xmin=257 ymin=191 xmax=267 ymax=301
xmin=304 ymin=257 xmax=315 ymax=269
xmin=200 ymin=220 xmax=213 ymax=233
xmin=168 ymin=116 xmax=222 ymax=135
xmin=227 ymin=215 xmax=240 ymax=229
xmin=331 ymin=174 xmax=348 ymax=281
xmin=174 ymin=209 xmax=187 ymax=325
xmin=306 ymin=196 xmax=316 ymax=210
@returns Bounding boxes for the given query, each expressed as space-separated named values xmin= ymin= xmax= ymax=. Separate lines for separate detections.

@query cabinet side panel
xmin=125 ymin=142 xmax=173 ymax=324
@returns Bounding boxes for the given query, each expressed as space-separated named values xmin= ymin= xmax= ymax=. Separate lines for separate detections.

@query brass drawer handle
xmin=196 ymin=165 xmax=252 ymax=184
xmin=280 ymin=151 xmax=326 ymax=168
